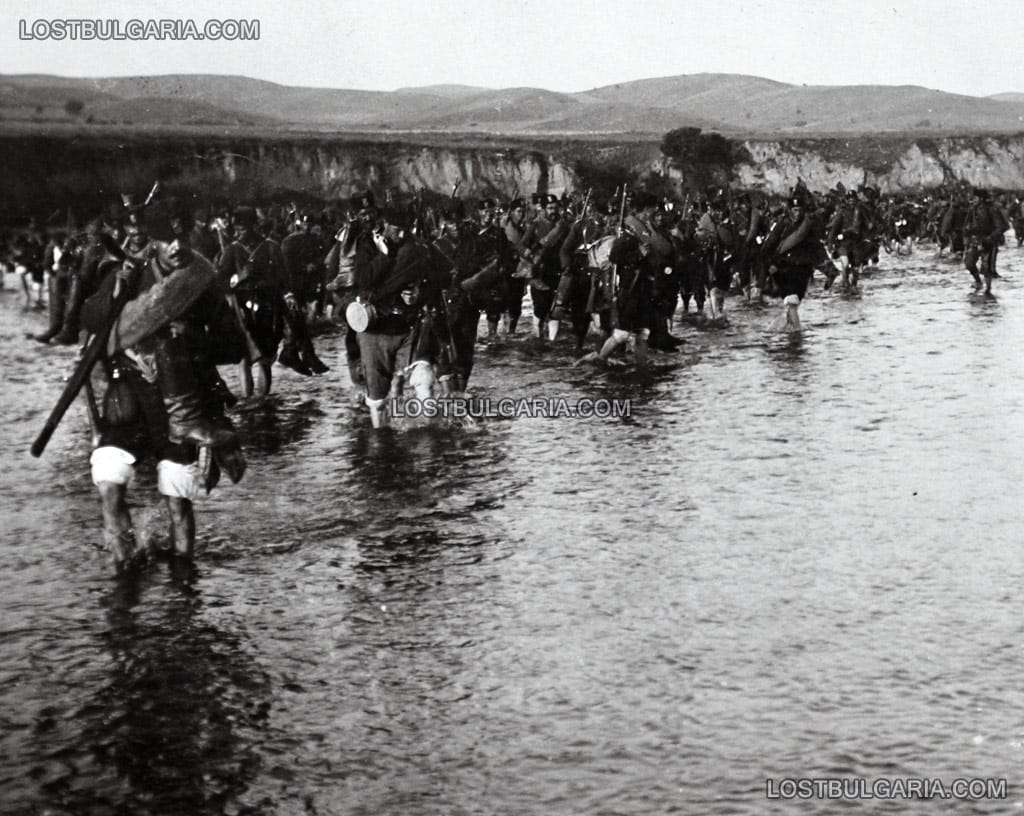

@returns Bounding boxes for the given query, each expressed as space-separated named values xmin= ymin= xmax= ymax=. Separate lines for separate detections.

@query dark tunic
xmin=217 ymin=237 xmax=288 ymax=361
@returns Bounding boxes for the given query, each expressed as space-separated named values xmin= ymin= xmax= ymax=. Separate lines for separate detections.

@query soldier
xmin=963 ymin=188 xmax=1009 ymax=294
xmin=14 ymin=218 xmax=46 ymax=310
xmin=763 ymin=194 xmax=822 ymax=331
xmin=54 ymin=217 xmax=115 ymax=344
xmin=693 ymin=196 xmax=734 ymax=320
xmin=576 ymin=211 xmax=658 ymax=367
xmin=190 ymin=209 xmax=222 ymax=263
xmin=671 ymin=201 xmax=706 ymax=314
xmin=279 ymin=211 xmax=329 ymax=376
xmin=352 ymin=207 xmax=436 ymax=428
xmin=556 ymin=196 xmax=610 ymax=349
xmin=938 ymin=190 xmax=967 ymax=256
xmin=500 ymin=197 xmax=530 ymax=337
xmin=325 ymin=191 xmax=380 ymax=402
xmin=82 ymin=204 xmax=243 ymax=569
xmin=438 ymin=198 xmax=513 ymax=386
xmin=522 ymin=193 xmax=569 ymax=342
xmin=646 ymin=203 xmax=685 ymax=350
xmin=743 ymin=196 xmax=771 ymax=300
xmin=217 ymin=206 xmax=289 ymax=398
xmin=32 ymin=230 xmax=81 ymax=344
xmin=827 ymin=189 xmax=869 ymax=290
xmin=1011 ymin=194 xmax=1024 ymax=248
xmin=625 ymin=194 xmax=681 ymax=340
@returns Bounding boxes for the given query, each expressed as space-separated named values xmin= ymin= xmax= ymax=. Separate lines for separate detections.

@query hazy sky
xmin=4 ymin=0 xmax=1022 ymax=96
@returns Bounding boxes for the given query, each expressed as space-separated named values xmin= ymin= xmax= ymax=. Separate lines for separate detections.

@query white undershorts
xmin=91 ymin=446 xmax=202 ymax=500
xmin=90 ymin=446 xmax=136 ymax=486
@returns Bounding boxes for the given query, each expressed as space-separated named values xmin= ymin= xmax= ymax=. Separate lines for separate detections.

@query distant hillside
xmin=83 ymin=74 xmax=445 ymax=126
xmin=0 ymin=77 xmax=116 ymax=117
xmin=394 ymin=84 xmax=491 ymax=98
xmin=88 ymin=96 xmax=274 ymax=126
xmin=2 ymin=72 xmax=1024 ymax=135
xmin=384 ymin=86 xmax=725 ymax=133
xmin=585 ymin=73 xmax=791 ymax=109
xmin=585 ymin=74 xmax=1024 ymax=132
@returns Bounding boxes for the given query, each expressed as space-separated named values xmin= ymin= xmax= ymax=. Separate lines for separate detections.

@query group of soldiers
xmin=5 ymin=178 xmax=1022 ymax=571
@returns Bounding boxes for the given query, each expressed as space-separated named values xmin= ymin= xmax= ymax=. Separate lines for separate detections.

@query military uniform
xmin=964 ymin=190 xmax=1009 ymax=292
xmin=82 ymin=212 xmax=242 ymax=567
xmin=217 ymin=216 xmax=288 ymax=366
xmin=522 ymin=195 xmax=569 ymax=336
xmin=354 ymin=213 xmax=437 ymax=426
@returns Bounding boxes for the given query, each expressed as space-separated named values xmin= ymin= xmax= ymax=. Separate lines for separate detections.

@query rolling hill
xmin=585 ymin=74 xmax=1024 ymax=132
xmin=2 ymin=72 xmax=1024 ymax=135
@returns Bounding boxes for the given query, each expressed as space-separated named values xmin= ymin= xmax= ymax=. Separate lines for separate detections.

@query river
xmin=1 ymin=241 xmax=1023 ymax=815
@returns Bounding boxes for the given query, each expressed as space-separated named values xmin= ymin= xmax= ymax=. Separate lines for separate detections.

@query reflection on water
xmin=2 ymin=244 xmax=1024 ymax=815
xmin=1 ymin=567 xmax=271 ymax=816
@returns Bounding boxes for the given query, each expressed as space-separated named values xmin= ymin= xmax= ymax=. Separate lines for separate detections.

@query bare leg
xmin=97 ymin=481 xmax=138 ymax=570
xmin=165 ymin=497 xmax=196 ymax=558
xmin=254 ymin=360 xmax=272 ymax=397
xmin=239 ymin=361 xmax=254 ymax=398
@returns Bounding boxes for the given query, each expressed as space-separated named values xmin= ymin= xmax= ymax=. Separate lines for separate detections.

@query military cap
xmin=163 ymin=199 xmax=195 ymax=235
xmin=541 ymin=194 xmax=560 ymax=207
xmin=509 ymin=198 xmax=527 ymax=210
xmin=382 ymin=206 xmax=412 ymax=229
xmin=350 ymin=191 xmax=376 ymax=211
xmin=477 ymin=197 xmax=497 ymax=211
xmin=441 ymin=199 xmax=466 ymax=221
xmin=232 ymin=206 xmax=258 ymax=229
xmin=531 ymin=193 xmax=544 ymax=206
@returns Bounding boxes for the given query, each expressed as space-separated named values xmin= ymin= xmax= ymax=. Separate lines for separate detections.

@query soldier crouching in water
xmin=82 ymin=204 xmax=244 ymax=570
xmin=351 ymin=207 xmax=437 ymax=429
xmin=575 ymin=224 xmax=657 ymax=367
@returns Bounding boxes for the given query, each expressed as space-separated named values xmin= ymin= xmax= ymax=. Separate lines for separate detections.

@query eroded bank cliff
xmin=730 ymin=135 xmax=1024 ymax=193
xmin=0 ymin=131 xmax=585 ymax=219
xmin=2 ymin=128 xmax=1024 ymax=219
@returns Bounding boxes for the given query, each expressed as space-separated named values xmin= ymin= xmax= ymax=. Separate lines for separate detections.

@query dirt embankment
xmin=0 ymin=127 xmax=661 ymax=219
xmin=2 ymin=126 xmax=1022 ymax=219
xmin=728 ymin=134 xmax=1024 ymax=193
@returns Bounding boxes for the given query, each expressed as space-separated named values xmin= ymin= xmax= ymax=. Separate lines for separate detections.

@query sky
xmin=4 ymin=0 xmax=1023 ymax=97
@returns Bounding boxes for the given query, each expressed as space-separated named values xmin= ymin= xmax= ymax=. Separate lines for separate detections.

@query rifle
xmin=31 ymin=234 xmax=143 ymax=457
xmin=436 ymin=292 xmax=462 ymax=392
xmin=410 ymin=187 xmax=425 ymax=237
xmin=575 ymin=188 xmax=593 ymax=224
xmin=609 ymin=185 xmax=627 ymax=330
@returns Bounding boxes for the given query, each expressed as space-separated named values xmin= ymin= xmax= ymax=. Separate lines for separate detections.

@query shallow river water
xmin=2 ymin=240 xmax=1024 ymax=815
